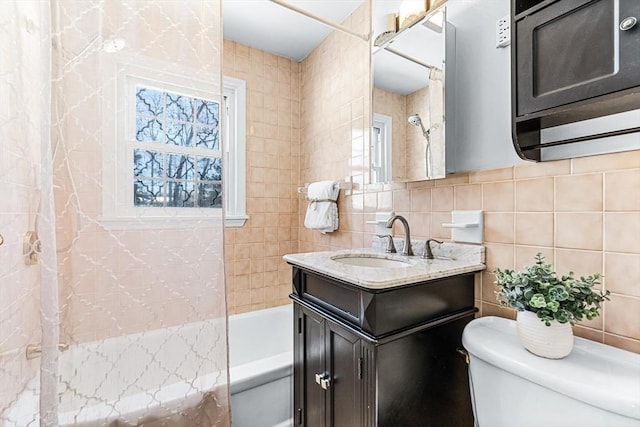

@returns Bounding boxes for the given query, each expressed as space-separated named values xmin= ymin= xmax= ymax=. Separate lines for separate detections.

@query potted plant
xmin=494 ymin=253 xmax=610 ymax=359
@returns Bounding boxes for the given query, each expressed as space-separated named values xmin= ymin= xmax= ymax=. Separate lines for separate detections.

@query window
xmin=100 ymin=57 xmax=246 ymax=228
xmin=371 ymin=113 xmax=392 ymax=183
xmin=133 ymin=86 xmax=222 ymax=208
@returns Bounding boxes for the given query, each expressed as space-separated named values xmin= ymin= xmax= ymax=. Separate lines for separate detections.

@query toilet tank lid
xmin=462 ymin=316 xmax=640 ymax=421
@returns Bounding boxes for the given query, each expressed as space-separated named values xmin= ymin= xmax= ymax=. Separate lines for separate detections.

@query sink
xmin=331 ymin=254 xmax=414 ymax=268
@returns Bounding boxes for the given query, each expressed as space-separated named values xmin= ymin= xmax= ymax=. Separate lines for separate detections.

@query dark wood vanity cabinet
xmin=290 ymin=267 xmax=478 ymax=427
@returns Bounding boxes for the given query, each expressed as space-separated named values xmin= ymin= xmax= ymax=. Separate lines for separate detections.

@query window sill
xmin=225 ymin=215 xmax=249 ymax=228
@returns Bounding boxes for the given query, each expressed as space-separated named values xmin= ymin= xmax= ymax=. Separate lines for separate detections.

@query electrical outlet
xmin=496 ymin=16 xmax=510 ymax=48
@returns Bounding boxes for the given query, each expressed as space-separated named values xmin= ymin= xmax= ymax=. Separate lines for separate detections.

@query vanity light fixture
xmin=398 ymin=0 xmax=428 ymax=30
xmin=374 ymin=13 xmax=399 ymax=47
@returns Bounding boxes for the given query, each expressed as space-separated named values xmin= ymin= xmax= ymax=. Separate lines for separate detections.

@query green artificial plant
xmin=494 ymin=253 xmax=610 ymax=326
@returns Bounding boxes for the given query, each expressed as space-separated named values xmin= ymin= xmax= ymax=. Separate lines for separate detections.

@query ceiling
xmin=223 ymin=0 xmax=442 ymax=95
xmin=223 ymin=0 xmax=363 ymax=62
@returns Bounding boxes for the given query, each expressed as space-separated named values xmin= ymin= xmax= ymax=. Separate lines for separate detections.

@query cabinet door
xmin=325 ymin=321 xmax=362 ymax=427
xmin=294 ymin=304 xmax=364 ymax=427
xmin=295 ymin=305 xmax=326 ymax=426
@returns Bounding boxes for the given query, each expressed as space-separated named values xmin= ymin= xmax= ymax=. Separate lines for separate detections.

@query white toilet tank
xmin=462 ymin=316 xmax=640 ymax=427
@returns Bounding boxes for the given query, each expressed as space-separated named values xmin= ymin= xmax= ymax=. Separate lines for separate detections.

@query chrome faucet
xmin=376 ymin=234 xmax=397 ymax=254
xmin=385 ymin=215 xmax=413 ymax=256
xmin=423 ymin=238 xmax=443 ymax=259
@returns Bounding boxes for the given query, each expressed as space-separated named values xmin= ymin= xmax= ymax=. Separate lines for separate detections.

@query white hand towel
xmin=304 ymin=181 xmax=339 ymax=233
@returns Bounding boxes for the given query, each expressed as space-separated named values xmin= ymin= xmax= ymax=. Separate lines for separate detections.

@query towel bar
xmin=297 ymin=181 xmax=353 ymax=195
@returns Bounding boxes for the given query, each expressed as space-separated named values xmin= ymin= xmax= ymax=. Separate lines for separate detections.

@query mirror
xmin=370 ymin=1 xmax=448 ymax=183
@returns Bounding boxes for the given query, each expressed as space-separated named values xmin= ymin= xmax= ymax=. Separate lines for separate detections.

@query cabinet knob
xmin=620 ymin=16 xmax=637 ymax=31
xmin=315 ymin=372 xmax=331 ymax=389
xmin=320 ymin=377 xmax=331 ymax=390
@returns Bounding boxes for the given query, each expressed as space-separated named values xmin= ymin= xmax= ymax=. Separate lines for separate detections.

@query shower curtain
xmin=1 ymin=1 xmax=230 ymax=426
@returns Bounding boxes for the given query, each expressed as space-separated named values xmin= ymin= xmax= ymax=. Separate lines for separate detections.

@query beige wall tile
xmin=515 ymin=246 xmax=554 ymax=270
xmin=484 ymin=213 xmax=514 ymax=244
xmin=573 ymin=326 xmax=603 ymax=343
xmin=516 ymin=178 xmax=554 ymax=212
xmin=431 ymin=212 xmax=452 ymax=240
xmin=514 ymin=159 xmax=571 ymax=179
xmin=605 ymin=295 xmax=640 ymax=340
xmin=604 ymin=333 xmax=640 ymax=353
xmin=481 ymin=302 xmax=516 ymax=320
xmin=572 ymin=150 xmax=640 ymax=174
xmin=454 ymin=184 xmax=482 ymax=210
xmin=555 ymin=173 xmax=603 ymax=212
xmin=485 ymin=243 xmax=515 ymax=271
xmin=604 ymin=213 xmax=640 ymax=254
xmin=480 ymin=271 xmax=499 ymax=303
xmin=469 ymin=167 xmax=514 ymax=183
xmin=605 ymin=253 xmax=640 ymax=297
xmin=482 ymin=181 xmax=514 ymax=212
xmin=411 ymin=187 xmax=431 ymax=213
xmin=555 ymin=249 xmax=603 ymax=280
xmin=556 ymin=213 xmax=603 ymax=251
xmin=605 ymin=169 xmax=640 ymax=211
xmin=515 ymin=213 xmax=554 ymax=247
xmin=431 ymin=186 xmax=454 ymax=211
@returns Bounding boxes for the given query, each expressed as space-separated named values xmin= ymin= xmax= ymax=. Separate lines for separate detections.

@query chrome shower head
xmin=408 ymin=113 xmax=429 ymax=138
xmin=408 ymin=113 xmax=422 ymax=127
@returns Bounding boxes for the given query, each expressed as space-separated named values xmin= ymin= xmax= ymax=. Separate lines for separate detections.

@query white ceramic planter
xmin=516 ymin=311 xmax=574 ymax=359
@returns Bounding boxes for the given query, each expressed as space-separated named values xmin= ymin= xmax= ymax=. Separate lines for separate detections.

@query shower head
xmin=408 ymin=114 xmax=422 ymax=127
xmin=408 ymin=113 xmax=429 ymax=138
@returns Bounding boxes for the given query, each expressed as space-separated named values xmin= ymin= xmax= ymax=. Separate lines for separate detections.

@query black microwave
xmin=515 ymin=0 xmax=640 ymax=117
xmin=511 ymin=0 xmax=640 ymax=161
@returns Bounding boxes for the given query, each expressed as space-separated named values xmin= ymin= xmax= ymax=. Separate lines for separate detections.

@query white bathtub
xmin=229 ymin=304 xmax=293 ymax=427
xmin=2 ymin=305 xmax=293 ymax=427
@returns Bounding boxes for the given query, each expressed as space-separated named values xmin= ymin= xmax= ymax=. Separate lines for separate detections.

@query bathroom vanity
xmin=284 ymin=248 xmax=485 ymax=426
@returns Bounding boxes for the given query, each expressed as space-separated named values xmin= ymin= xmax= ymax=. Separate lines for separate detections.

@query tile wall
xmin=53 ymin=1 xmax=227 ymax=343
xmin=223 ymin=40 xmax=299 ymax=314
xmin=299 ymin=149 xmax=640 ymax=353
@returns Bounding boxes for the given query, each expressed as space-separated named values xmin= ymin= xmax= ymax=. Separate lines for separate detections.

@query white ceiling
xmin=223 ymin=0 xmax=363 ymax=62
xmin=223 ymin=0 xmax=443 ymax=95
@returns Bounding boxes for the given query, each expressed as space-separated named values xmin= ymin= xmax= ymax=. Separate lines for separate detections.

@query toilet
xmin=462 ymin=316 xmax=640 ymax=427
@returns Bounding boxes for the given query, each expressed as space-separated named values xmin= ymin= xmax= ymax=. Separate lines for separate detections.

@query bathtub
xmin=3 ymin=305 xmax=293 ymax=427
xmin=229 ymin=304 xmax=293 ymax=427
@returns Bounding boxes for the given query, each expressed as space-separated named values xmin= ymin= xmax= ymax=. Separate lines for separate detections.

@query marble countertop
xmin=283 ymin=244 xmax=485 ymax=290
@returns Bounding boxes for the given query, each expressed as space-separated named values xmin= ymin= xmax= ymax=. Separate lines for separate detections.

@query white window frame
xmin=372 ymin=113 xmax=393 ymax=183
xmin=222 ymin=77 xmax=247 ymax=227
xmin=100 ymin=55 xmax=247 ymax=229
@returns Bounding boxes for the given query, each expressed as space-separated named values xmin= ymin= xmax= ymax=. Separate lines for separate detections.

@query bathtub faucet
xmin=25 ymin=343 xmax=69 ymax=360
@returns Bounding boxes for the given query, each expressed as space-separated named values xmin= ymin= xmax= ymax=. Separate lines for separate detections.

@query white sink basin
xmin=331 ymin=254 xmax=414 ymax=268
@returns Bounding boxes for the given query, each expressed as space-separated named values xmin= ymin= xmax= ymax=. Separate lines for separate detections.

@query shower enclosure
xmin=1 ymin=1 xmax=230 ymax=425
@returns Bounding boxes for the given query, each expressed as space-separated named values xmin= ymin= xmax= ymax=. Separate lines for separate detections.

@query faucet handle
xmin=376 ymin=234 xmax=397 ymax=254
xmin=422 ymin=238 xmax=443 ymax=259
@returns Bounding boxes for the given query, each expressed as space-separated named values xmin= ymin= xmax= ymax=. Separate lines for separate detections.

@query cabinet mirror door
xmin=371 ymin=2 xmax=448 ymax=183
